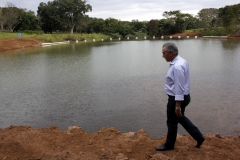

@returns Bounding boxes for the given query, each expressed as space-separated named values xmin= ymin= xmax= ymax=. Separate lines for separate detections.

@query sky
xmin=0 ymin=0 xmax=239 ymax=21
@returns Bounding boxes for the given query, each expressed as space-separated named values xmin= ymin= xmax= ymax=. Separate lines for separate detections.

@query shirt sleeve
xmin=173 ymin=67 xmax=185 ymax=101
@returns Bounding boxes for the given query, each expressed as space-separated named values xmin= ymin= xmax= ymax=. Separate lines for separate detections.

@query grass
xmin=0 ymin=31 xmax=111 ymax=43
xmin=37 ymin=33 xmax=111 ymax=43
xmin=0 ymin=32 xmax=34 ymax=39
xmin=184 ymin=28 xmax=204 ymax=33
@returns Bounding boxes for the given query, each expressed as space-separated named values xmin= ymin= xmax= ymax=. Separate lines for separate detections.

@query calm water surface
xmin=0 ymin=38 xmax=240 ymax=138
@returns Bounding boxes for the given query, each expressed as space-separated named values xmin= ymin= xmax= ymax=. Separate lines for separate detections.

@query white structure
xmin=178 ymin=36 xmax=181 ymax=39
xmin=101 ymin=39 xmax=104 ymax=41
xmin=127 ymin=37 xmax=129 ymax=40
xmin=110 ymin=38 xmax=112 ymax=41
xmin=187 ymin=36 xmax=189 ymax=39
xmin=195 ymin=36 xmax=198 ymax=39
xmin=161 ymin=36 xmax=164 ymax=39
xmin=153 ymin=36 xmax=155 ymax=39
xmin=119 ymin=38 xmax=121 ymax=40
xmin=144 ymin=36 xmax=147 ymax=39
xmin=93 ymin=39 xmax=96 ymax=42
xmin=84 ymin=40 xmax=87 ymax=42
xmin=76 ymin=40 xmax=78 ymax=43
xmin=136 ymin=37 xmax=138 ymax=40
xmin=170 ymin=36 xmax=172 ymax=39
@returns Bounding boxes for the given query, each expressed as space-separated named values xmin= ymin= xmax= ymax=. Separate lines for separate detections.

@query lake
xmin=0 ymin=38 xmax=240 ymax=138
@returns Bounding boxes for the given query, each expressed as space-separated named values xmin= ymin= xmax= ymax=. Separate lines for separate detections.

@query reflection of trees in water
xmin=221 ymin=39 xmax=240 ymax=50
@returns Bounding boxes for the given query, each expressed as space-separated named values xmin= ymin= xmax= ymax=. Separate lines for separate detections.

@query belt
xmin=168 ymin=94 xmax=189 ymax=97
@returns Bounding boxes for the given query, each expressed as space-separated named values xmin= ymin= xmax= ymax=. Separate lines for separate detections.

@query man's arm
xmin=174 ymin=68 xmax=185 ymax=117
xmin=173 ymin=68 xmax=185 ymax=101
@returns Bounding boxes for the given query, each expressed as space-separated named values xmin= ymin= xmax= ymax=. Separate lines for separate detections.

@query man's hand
xmin=175 ymin=106 xmax=182 ymax=117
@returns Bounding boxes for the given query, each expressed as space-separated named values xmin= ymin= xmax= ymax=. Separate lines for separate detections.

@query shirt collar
xmin=170 ymin=55 xmax=179 ymax=65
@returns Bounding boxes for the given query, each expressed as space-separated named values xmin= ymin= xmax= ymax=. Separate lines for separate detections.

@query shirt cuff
xmin=175 ymin=95 xmax=184 ymax=101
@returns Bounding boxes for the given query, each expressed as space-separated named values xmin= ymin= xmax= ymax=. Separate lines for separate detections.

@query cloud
xmin=1 ymin=0 xmax=239 ymax=21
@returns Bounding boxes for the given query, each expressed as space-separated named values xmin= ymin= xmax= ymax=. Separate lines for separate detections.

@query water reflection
xmin=221 ymin=39 xmax=240 ymax=50
xmin=0 ymin=39 xmax=239 ymax=138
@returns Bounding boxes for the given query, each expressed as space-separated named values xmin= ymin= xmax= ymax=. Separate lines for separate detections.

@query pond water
xmin=0 ymin=38 xmax=240 ymax=138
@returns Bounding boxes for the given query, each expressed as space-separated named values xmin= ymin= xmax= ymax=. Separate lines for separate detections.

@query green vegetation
xmin=183 ymin=29 xmax=204 ymax=33
xmin=0 ymin=32 xmax=111 ymax=42
xmin=36 ymin=33 xmax=110 ymax=42
xmin=201 ymin=27 xmax=228 ymax=36
xmin=0 ymin=32 xmax=34 ymax=39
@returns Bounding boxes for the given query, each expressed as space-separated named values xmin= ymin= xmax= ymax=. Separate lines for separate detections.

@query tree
xmin=37 ymin=0 xmax=92 ymax=34
xmin=103 ymin=18 xmax=119 ymax=35
xmin=87 ymin=17 xmax=105 ymax=33
xmin=14 ymin=9 xmax=41 ymax=31
xmin=0 ymin=8 xmax=7 ymax=30
xmin=2 ymin=2 xmax=21 ymax=31
xmin=219 ymin=4 xmax=240 ymax=34
xmin=76 ymin=15 xmax=89 ymax=33
xmin=162 ymin=10 xmax=197 ymax=33
xmin=148 ymin=20 xmax=158 ymax=37
xmin=197 ymin=8 xmax=219 ymax=30
xmin=157 ymin=19 xmax=175 ymax=36
xmin=131 ymin=20 xmax=147 ymax=33
xmin=37 ymin=1 xmax=62 ymax=33
xmin=58 ymin=0 xmax=92 ymax=34
xmin=118 ymin=21 xmax=133 ymax=38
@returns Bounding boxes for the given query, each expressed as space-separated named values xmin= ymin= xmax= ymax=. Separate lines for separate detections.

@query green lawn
xmin=36 ymin=33 xmax=110 ymax=42
xmin=0 ymin=32 xmax=111 ymax=43
xmin=0 ymin=32 xmax=34 ymax=39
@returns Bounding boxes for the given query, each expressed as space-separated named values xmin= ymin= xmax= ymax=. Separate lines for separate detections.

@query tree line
xmin=0 ymin=0 xmax=239 ymax=38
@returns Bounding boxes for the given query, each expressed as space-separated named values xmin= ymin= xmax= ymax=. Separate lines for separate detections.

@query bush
xmin=202 ymin=27 xmax=228 ymax=36
xmin=64 ymin=34 xmax=77 ymax=41
xmin=110 ymin=33 xmax=121 ymax=39
xmin=21 ymin=30 xmax=44 ymax=35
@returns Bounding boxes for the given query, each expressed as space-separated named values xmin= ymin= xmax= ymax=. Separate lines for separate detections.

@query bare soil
xmin=0 ymin=35 xmax=240 ymax=159
xmin=0 ymin=126 xmax=239 ymax=160
xmin=0 ymin=38 xmax=41 ymax=52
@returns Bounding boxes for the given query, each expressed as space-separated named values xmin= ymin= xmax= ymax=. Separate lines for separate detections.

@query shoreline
xmin=1 ymin=33 xmax=239 ymax=52
xmin=0 ymin=125 xmax=239 ymax=159
xmin=42 ymin=41 xmax=71 ymax=47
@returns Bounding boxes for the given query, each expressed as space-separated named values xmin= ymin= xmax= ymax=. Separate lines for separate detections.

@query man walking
xmin=156 ymin=42 xmax=205 ymax=151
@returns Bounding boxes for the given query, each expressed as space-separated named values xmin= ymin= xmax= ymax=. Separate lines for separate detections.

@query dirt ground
xmin=0 ymin=38 xmax=41 ymax=52
xmin=0 ymin=126 xmax=239 ymax=160
xmin=0 ymin=34 xmax=240 ymax=159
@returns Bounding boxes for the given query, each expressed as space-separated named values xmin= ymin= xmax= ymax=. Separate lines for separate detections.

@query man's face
xmin=162 ymin=47 xmax=172 ymax=62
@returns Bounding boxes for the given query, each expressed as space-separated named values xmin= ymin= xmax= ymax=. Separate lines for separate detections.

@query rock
xmin=150 ymin=153 xmax=170 ymax=160
xmin=116 ymin=153 xmax=128 ymax=160
xmin=215 ymin=134 xmax=222 ymax=138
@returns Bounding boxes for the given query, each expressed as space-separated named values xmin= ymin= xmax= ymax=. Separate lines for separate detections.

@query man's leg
xmin=165 ymin=96 xmax=178 ymax=148
xmin=179 ymin=95 xmax=205 ymax=147
xmin=156 ymin=96 xmax=177 ymax=151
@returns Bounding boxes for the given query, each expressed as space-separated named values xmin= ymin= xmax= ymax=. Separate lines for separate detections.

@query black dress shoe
xmin=156 ymin=144 xmax=174 ymax=151
xmin=196 ymin=137 xmax=205 ymax=148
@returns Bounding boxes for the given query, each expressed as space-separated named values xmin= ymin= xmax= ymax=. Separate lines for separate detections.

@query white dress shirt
xmin=164 ymin=55 xmax=190 ymax=101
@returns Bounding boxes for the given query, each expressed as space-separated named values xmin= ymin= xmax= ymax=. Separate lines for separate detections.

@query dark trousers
xmin=165 ymin=94 xmax=204 ymax=147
